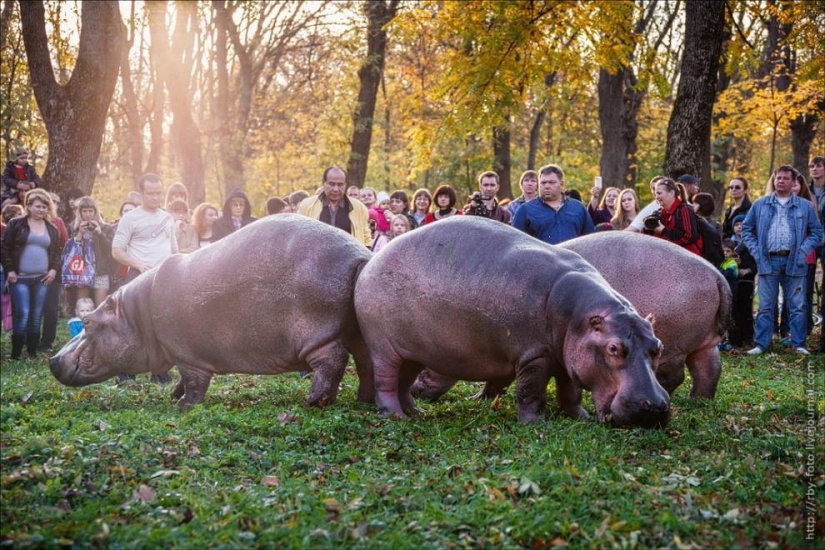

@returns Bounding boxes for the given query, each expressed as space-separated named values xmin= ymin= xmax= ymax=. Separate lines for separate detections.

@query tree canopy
xmin=1 ymin=0 xmax=822 ymax=217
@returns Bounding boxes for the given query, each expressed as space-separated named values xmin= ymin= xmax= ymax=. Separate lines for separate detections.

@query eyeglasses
xmin=729 ymin=185 xmax=742 ymax=190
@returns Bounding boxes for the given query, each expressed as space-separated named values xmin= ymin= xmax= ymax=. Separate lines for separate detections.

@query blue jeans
xmin=10 ymin=276 xmax=49 ymax=335
xmin=754 ymin=256 xmax=808 ymax=349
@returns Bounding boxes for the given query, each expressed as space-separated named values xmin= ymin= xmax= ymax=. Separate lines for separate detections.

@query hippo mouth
xmin=599 ymin=392 xmax=670 ymax=429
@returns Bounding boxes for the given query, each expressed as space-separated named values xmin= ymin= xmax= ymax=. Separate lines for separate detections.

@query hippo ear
xmin=103 ymin=295 xmax=121 ymax=320
xmin=645 ymin=313 xmax=657 ymax=327
xmin=589 ymin=316 xmax=604 ymax=331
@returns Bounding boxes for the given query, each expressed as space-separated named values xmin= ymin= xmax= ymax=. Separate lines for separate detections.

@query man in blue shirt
xmin=741 ymin=165 xmax=823 ymax=356
xmin=512 ymin=164 xmax=594 ymax=244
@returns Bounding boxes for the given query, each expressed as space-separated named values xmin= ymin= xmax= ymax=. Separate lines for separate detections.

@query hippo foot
xmin=176 ymin=397 xmax=200 ymax=411
xmin=306 ymin=392 xmax=337 ymax=408
xmin=377 ymin=407 xmax=409 ymax=420
xmin=171 ymin=380 xmax=185 ymax=401
xmin=356 ymin=385 xmax=375 ymax=404
xmin=565 ymin=406 xmax=591 ymax=421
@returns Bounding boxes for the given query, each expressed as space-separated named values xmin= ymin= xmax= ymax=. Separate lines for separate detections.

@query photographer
xmin=68 ymin=196 xmax=115 ymax=306
xmin=464 ymin=171 xmax=511 ymax=224
xmin=646 ymin=178 xmax=703 ymax=257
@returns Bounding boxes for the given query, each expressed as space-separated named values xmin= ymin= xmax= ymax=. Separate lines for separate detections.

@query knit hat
xmin=731 ymin=214 xmax=746 ymax=226
xmin=376 ymin=191 xmax=390 ymax=204
xmin=677 ymin=174 xmax=699 ymax=185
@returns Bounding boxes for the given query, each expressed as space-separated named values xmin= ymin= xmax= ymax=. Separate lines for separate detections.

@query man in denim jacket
xmin=741 ymin=165 xmax=823 ymax=355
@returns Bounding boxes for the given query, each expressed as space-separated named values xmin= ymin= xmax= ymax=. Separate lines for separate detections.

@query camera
xmin=643 ymin=211 xmax=662 ymax=231
xmin=465 ymin=192 xmax=490 ymax=218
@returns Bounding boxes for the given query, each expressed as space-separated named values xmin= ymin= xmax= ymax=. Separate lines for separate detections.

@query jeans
xmin=40 ymin=280 xmax=62 ymax=347
xmin=754 ymin=256 xmax=808 ymax=350
xmin=10 ymin=276 xmax=49 ymax=335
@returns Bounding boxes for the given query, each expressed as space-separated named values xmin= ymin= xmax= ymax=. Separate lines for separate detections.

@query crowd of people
xmin=2 ymin=145 xmax=824 ymax=364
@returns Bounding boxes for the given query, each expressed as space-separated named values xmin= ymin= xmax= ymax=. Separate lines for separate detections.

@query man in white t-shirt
xmin=113 ymin=173 xmax=178 ymax=281
xmin=627 ymin=175 xmax=666 ymax=233
xmin=112 ymin=172 xmax=178 ymax=383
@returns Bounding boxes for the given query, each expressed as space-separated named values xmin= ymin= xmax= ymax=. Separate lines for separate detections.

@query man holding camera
xmin=741 ymin=165 xmax=823 ymax=356
xmin=464 ymin=171 xmax=511 ymax=224
xmin=512 ymin=164 xmax=593 ymax=244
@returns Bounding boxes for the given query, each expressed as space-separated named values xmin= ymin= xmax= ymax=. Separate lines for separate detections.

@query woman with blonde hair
xmin=0 ymin=189 xmax=61 ymax=358
xmin=610 ymin=188 xmax=640 ymax=230
xmin=69 ymin=196 xmax=115 ymax=306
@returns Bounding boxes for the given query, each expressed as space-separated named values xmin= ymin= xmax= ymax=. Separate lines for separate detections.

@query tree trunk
xmin=492 ymin=122 xmax=512 ymax=199
xmin=663 ymin=0 xmax=726 ymax=188
xmin=19 ymin=1 xmax=122 ymax=197
xmin=212 ymin=0 xmax=230 ymax=191
xmin=791 ymin=112 xmax=818 ymax=179
xmin=147 ymin=0 xmax=205 ymax=204
xmin=119 ymin=3 xmax=143 ymax=187
xmin=346 ymin=0 xmax=399 ymax=189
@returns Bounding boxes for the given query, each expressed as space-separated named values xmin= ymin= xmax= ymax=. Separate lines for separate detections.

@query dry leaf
xmin=133 ymin=485 xmax=156 ymax=504
xmin=261 ymin=475 xmax=280 ymax=487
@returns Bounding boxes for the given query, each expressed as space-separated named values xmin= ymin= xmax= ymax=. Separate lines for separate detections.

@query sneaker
xmin=746 ymin=346 xmax=765 ymax=355
xmin=795 ymin=347 xmax=810 ymax=355
xmin=778 ymin=337 xmax=792 ymax=346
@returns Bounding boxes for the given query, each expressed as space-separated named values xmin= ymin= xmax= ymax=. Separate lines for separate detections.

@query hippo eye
xmin=607 ymin=343 xmax=621 ymax=355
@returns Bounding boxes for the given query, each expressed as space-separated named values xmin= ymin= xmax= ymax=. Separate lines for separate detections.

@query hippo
xmin=49 ymin=215 xmax=375 ymax=409
xmin=354 ymin=216 xmax=670 ymax=428
xmin=413 ymin=231 xmax=731 ymax=403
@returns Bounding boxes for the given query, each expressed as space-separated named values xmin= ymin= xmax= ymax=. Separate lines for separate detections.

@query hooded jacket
xmin=212 ymin=187 xmax=257 ymax=241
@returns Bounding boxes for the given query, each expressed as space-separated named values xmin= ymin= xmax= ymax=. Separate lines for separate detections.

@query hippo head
xmin=49 ymin=283 xmax=169 ymax=386
xmin=564 ymin=309 xmax=670 ymax=429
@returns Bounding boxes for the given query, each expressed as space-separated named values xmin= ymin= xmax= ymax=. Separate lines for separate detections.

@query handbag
xmin=1 ymin=283 xmax=11 ymax=332
xmin=61 ymin=237 xmax=96 ymax=287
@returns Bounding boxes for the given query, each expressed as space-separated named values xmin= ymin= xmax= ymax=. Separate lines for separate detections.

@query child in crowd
xmin=369 ymin=192 xmax=392 ymax=240
xmin=718 ymin=240 xmax=740 ymax=352
xmin=372 ymin=214 xmax=412 ymax=253
xmin=68 ymin=297 xmax=95 ymax=338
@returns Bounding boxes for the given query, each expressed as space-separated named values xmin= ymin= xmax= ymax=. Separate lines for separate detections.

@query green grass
xmin=1 ymin=327 xmax=823 ymax=549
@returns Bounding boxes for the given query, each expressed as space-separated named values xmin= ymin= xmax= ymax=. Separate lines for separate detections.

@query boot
xmin=26 ymin=333 xmax=40 ymax=358
xmin=10 ymin=334 xmax=25 ymax=360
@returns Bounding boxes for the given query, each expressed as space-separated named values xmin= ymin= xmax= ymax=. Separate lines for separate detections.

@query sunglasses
xmin=729 ymin=185 xmax=742 ymax=190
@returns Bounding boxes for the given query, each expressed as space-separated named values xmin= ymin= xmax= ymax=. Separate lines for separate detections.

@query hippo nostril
xmin=641 ymin=399 xmax=651 ymax=411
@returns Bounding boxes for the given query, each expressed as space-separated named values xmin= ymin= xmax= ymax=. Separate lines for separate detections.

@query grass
xmin=1 ymin=326 xmax=823 ymax=549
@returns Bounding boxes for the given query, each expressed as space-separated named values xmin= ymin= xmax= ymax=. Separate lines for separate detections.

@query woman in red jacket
xmin=648 ymin=178 xmax=703 ymax=257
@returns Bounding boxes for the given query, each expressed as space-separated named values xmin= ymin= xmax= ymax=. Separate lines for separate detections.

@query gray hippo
xmin=49 ymin=215 xmax=375 ymax=409
xmin=354 ymin=217 xmax=670 ymax=428
xmin=413 ymin=231 xmax=731 ymax=403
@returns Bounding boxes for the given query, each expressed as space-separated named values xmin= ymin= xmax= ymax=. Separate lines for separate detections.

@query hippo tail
xmin=714 ymin=273 xmax=733 ymax=337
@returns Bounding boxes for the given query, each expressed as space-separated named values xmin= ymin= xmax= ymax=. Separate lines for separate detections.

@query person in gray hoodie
xmin=212 ymin=187 xmax=257 ymax=241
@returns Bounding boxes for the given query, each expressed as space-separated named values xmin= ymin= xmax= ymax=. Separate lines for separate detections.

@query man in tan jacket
xmin=297 ymin=166 xmax=371 ymax=247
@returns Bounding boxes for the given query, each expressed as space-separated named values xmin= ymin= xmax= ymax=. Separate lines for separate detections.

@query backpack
xmin=698 ymin=218 xmax=723 ymax=268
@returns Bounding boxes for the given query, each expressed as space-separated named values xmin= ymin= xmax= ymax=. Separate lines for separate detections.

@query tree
xmin=19 ymin=1 xmax=122 ymax=196
xmin=347 ymin=0 xmax=399 ymax=189
xmin=663 ymin=0 xmax=726 ymax=191
xmin=146 ymin=0 xmax=205 ymax=204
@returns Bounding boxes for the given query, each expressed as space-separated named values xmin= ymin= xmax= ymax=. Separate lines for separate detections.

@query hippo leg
xmin=171 ymin=378 xmax=185 ymax=401
xmin=411 ymin=368 xmax=460 ymax=401
xmin=471 ymin=376 xmax=515 ymax=400
xmin=373 ymin=348 xmax=407 ymax=419
xmin=397 ymin=362 xmax=425 ymax=416
xmin=685 ymin=346 xmax=721 ymax=399
xmin=175 ymin=366 xmax=213 ymax=410
xmin=655 ymin=362 xmax=686 ymax=396
xmin=305 ymin=341 xmax=349 ymax=408
xmin=554 ymin=371 xmax=590 ymax=421
xmin=348 ymin=334 xmax=375 ymax=404
xmin=514 ymin=359 xmax=551 ymax=423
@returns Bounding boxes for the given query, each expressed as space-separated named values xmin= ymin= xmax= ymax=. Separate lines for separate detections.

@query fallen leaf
xmin=132 ymin=485 xmax=155 ymax=504
xmin=278 ymin=412 xmax=298 ymax=425
xmin=96 ymin=420 xmax=110 ymax=431
xmin=179 ymin=508 xmax=194 ymax=524
xmin=323 ymin=498 xmax=342 ymax=512
xmin=21 ymin=391 xmax=33 ymax=404
xmin=261 ymin=475 xmax=280 ymax=487
xmin=150 ymin=469 xmax=180 ymax=479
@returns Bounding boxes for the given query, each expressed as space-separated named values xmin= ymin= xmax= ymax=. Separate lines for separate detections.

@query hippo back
xmin=150 ymin=215 xmax=372 ymax=370
xmin=560 ymin=232 xmax=732 ymax=351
